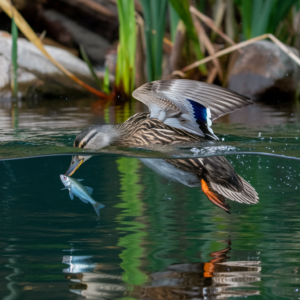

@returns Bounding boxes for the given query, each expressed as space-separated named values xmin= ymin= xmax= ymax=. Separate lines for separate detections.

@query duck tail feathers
xmin=210 ymin=176 xmax=259 ymax=205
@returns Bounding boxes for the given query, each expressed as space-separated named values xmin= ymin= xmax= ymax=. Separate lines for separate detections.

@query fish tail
xmin=92 ymin=202 xmax=105 ymax=217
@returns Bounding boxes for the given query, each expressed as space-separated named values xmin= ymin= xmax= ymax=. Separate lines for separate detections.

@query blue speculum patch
xmin=186 ymin=99 xmax=208 ymax=124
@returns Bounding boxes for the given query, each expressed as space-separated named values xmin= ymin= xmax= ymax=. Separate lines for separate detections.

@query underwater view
xmin=1 ymin=97 xmax=300 ymax=300
xmin=2 ymin=0 xmax=300 ymax=299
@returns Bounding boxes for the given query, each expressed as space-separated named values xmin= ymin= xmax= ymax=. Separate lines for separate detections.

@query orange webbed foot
xmin=201 ymin=179 xmax=231 ymax=214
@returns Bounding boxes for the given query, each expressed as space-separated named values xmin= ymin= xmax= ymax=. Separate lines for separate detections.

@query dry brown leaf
xmin=192 ymin=14 xmax=223 ymax=81
xmin=190 ymin=6 xmax=235 ymax=46
xmin=206 ymin=67 xmax=218 ymax=84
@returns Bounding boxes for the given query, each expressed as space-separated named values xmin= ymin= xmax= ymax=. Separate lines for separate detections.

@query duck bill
xmin=65 ymin=156 xmax=84 ymax=176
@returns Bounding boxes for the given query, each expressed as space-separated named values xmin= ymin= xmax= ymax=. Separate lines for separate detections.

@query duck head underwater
xmin=65 ymin=79 xmax=258 ymax=213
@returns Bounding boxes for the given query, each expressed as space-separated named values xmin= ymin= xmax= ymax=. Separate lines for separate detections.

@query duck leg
xmin=201 ymin=179 xmax=231 ymax=214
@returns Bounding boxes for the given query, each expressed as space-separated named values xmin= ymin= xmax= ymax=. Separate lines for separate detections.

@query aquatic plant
xmin=11 ymin=16 xmax=18 ymax=98
xmin=169 ymin=3 xmax=180 ymax=43
xmin=103 ymin=66 xmax=110 ymax=95
xmin=139 ymin=0 xmax=168 ymax=82
xmin=115 ymin=0 xmax=136 ymax=97
xmin=236 ymin=0 xmax=300 ymax=39
xmin=79 ymin=45 xmax=103 ymax=90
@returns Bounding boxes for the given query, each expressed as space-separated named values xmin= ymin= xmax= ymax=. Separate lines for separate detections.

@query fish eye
xmin=64 ymin=176 xmax=67 ymax=180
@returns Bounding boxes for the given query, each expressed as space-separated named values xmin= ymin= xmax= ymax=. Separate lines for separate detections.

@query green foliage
xmin=11 ymin=17 xmax=18 ymax=98
xmin=115 ymin=0 xmax=136 ymax=95
xmin=168 ymin=0 xmax=207 ymax=74
xmin=140 ymin=0 xmax=168 ymax=82
xmin=79 ymin=45 xmax=103 ymax=90
xmin=103 ymin=66 xmax=110 ymax=95
xmin=80 ymin=45 xmax=110 ymax=95
xmin=236 ymin=0 xmax=299 ymax=39
xmin=169 ymin=3 xmax=180 ymax=43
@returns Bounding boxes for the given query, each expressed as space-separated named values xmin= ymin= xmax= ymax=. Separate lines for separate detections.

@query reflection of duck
xmin=65 ymin=79 xmax=258 ymax=213
xmin=131 ymin=243 xmax=261 ymax=300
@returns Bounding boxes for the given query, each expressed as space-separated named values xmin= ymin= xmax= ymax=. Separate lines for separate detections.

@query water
xmin=1 ymin=97 xmax=300 ymax=299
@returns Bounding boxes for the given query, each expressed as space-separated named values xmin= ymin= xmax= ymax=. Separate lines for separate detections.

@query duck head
xmin=65 ymin=124 xmax=120 ymax=176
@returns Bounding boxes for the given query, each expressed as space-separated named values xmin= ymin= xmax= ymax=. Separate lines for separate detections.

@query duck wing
xmin=132 ymin=79 xmax=253 ymax=140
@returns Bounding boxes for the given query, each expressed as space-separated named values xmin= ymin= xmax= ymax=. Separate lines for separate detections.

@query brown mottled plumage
xmin=65 ymin=79 xmax=258 ymax=213
xmin=115 ymin=113 xmax=203 ymax=146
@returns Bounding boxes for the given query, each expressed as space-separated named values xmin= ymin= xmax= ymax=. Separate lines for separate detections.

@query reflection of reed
xmin=131 ymin=244 xmax=261 ymax=300
xmin=11 ymin=101 xmax=18 ymax=129
xmin=115 ymin=157 xmax=148 ymax=286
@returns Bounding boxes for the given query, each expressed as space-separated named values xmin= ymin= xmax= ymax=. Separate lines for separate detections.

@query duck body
xmin=66 ymin=79 xmax=258 ymax=213
xmin=116 ymin=112 xmax=204 ymax=146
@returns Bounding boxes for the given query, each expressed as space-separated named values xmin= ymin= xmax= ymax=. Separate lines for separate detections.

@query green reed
xmin=169 ymin=3 xmax=180 ymax=43
xmin=11 ymin=17 xmax=18 ymax=98
xmin=139 ymin=0 xmax=168 ymax=82
xmin=115 ymin=0 xmax=136 ymax=96
xmin=236 ymin=0 xmax=299 ymax=39
xmin=103 ymin=66 xmax=110 ymax=95
xmin=79 ymin=45 xmax=103 ymax=90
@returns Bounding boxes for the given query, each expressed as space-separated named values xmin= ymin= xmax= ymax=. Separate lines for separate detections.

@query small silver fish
xmin=60 ymin=175 xmax=105 ymax=217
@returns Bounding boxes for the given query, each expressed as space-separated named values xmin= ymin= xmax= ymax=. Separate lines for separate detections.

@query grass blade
xmin=152 ymin=0 xmax=168 ymax=80
xmin=79 ymin=45 xmax=102 ymax=90
xmin=116 ymin=0 xmax=137 ymax=95
xmin=140 ymin=0 xmax=168 ymax=81
xmin=11 ymin=16 xmax=18 ymax=98
xmin=256 ymin=0 xmax=274 ymax=36
xmin=103 ymin=66 xmax=110 ymax=95
xmin=270 ymin=0 xmax=299 ymax=33
xmin=139 ymin=0 xmax=152 ymax=81
xmin=251 ymin=0 xmax=264 ymax=37
xmin=238 ymin=0 xmax=252 ymax=39
xmin=169 ymin=3 xmax=180 ymax=42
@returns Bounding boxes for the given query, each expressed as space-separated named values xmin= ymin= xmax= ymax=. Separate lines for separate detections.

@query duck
xmin=65 ymin=79 xmax=258 ymax=213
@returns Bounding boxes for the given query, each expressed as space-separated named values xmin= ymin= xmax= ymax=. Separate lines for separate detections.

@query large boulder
xmin=0 ymin=33 xmax=101 ymax=99
xmin=227 ymin=40 xmax=300 ymax=101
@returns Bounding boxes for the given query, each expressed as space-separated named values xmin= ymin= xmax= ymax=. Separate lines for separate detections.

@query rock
xmin=43 ymin=0 xmax=119 ymax=42
xmin=43 ymin=10 xmax=111 ymax=65
xmin=0 ymin=33 xmax=104 ymax=99
xmin=227 ymin=40 xmax=300 ymax=101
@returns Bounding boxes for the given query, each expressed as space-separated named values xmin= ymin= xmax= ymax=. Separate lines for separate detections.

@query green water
xmin=1 ymin=98 xmax=300 ymax=299
xmin=1 ymin=154 xmax=300 ymax=299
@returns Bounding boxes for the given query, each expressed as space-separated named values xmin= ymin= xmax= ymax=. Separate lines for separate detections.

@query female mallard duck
xmin=65 ymin=79 xmax=258 ymax=213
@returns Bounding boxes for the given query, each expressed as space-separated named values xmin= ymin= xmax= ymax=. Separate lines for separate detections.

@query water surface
xmin=1 ymin=96 xmax=300 ymax=299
